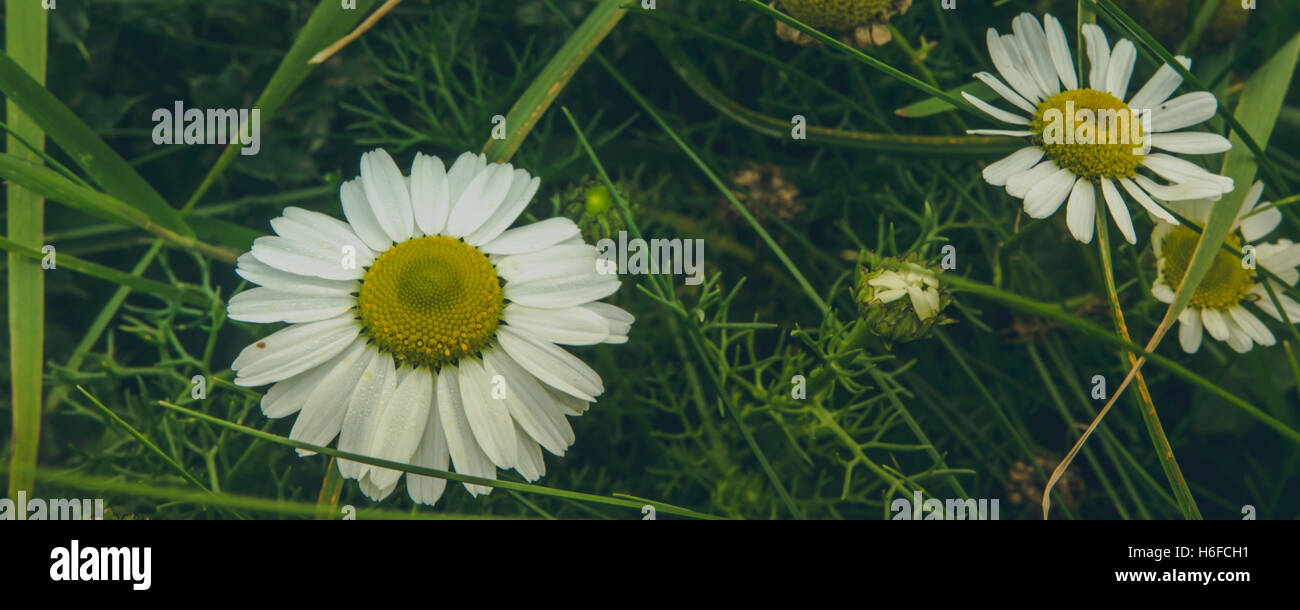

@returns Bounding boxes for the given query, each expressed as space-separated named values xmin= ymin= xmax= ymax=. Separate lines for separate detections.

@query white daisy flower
xmin=227 ymin=149 xmax=633 ymax=505
xmin=1151 ymin=181 xmax=1300 ymax=354
xmin=866 ymin=264 xmax=941 ymax=320
xmin=966 ymin=12 xmax=1234 ymax=245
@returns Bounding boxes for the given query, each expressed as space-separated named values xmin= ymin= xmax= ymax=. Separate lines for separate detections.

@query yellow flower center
xmin=357 ymin=236 xmax=504 ymax=368
xmin=1159 ymin=226 xmax=1256 ymax=310
xmin=1030 ymin=88 xmax=1145 ymax=180
xmin=781 ymin=0 xmax=894 ymax=30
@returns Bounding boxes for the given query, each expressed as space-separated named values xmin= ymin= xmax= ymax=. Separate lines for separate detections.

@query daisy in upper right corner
xmin=966 ymin=12 xmax=1234 ymax=245
xmin=1152 ymin=182 xmax=1300 ymax=354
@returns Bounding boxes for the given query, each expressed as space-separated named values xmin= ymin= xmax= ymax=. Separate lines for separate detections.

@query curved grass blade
xmin=0 ymin=52 xmax=191 ymax=237
xmin=156 ymin=401 xmax=724 ymax=520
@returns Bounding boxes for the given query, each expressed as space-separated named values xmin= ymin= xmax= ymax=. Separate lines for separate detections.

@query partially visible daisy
xmin=228 ymin=149 xmax=633 ymax=505
xmin=966 ymin=13 xmax=1234 ymax=244
xmin=1151 ymin=182 xmax=1300 ymax=353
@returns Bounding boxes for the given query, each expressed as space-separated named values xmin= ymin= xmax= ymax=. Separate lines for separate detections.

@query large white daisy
xmin=227 ymin=149 xmax=633 ymax=505
xmin=967 ymin=12 xmax=1234 ymax=244
xmin=1151 ymin=181 xmax=1300 ymax=354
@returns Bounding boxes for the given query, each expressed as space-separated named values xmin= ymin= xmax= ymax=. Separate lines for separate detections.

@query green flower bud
xmin=556 ymin=177 xmax=635 ymax=243
xmin=853 ymin=252 xmax=955 ymax=344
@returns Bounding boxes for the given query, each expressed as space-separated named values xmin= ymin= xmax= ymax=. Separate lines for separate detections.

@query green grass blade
xmin=480 ymin=0 xmax=626 ymax=163
xmin=5 ymin=0 xmax=47 ymax=498
xmin=1172 ymin=31 xmax=1300 ymax=331
xmin=0 ymin=52 xmax=191 ymax=237
xmin=0 ymin=154 xmax=240 ymax=263
xmin=183 ymin=0 xmax=381 ymax=210
xmin=0 ymin=236 xmax=213 ymax=308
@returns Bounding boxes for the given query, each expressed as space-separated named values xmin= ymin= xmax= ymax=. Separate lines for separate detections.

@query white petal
xmin=262 ymin=336 xmax=363 ymax=419
xmin=228 ymin=287 xmax=354 ymax=324
xmin=545 ymin=385 xmax=590 ymax=416
xmin=287 ymin=339 xmax=372 ymax=451
xmin=457 ymin=358 xmax=517 ymax=470
xmin=1221 ymin=315 xmax=1254 ymax=353
xmin=485 ymin=349 xmax=575 ymax=456
xmin=973 ymin=71 xmax=1037 ymax=114
xmin=503 ymin=303 xmax=610 ymax=345
xmin=496 ymin=244 xmax=599 ymax=284
xmin=1141 ymin=154 xmax=1234 ymax=193
xmin=336 ymin=351 xmax=396 ymax=479
xmin=1006 ymin=160 xmax=1058 ymax=199
xmin=406 ymin=397 xmax=451 ymax=506
xmin=1024 ymin=168 xmax=1076 ymax=219
xmin=1012 ymin=13 xmax=1060 ymax=98
xmin=1150 ymin=132 xmax=1231 ymax=155
xmin=1201 ymin=308 xmax=1231 ymax=341
xmin=1042 ymin=14 xmax=1078 ymax=91
xmin=513 ymin=434 xmax=546 ymax=483
xmin=1133 ymin=174 xmax=1229 ymax=202
xmin=436 ymin=365 xmax=496 ymax=496
xmin=1082 ymin=24 xmax=1111 ymax=90
xmin=1152 ymin=280 xmax=1175 ymax=303
xmin=249 ymin=236 xmax=363 ymax=281
xmin=986 ymin=28 xmax=1044 ymax=103
xmin=1118 ymin=177 xmax=1179 ymax=224
xmin=445 ymin=152 xmax=486 ymax=208
xmin=1259 ymin=241 xmax=1300 ymax=274
xmin=364 ymin=367 xmax=435 ymax=491
xmin=1239 ymin=181 xmax=1266 ymax=216
xmin=360 ymin=149 xmax=414 ymax=242
xmin=1128 ymin=57 xmax=1191 ymax=110
xmin=1100 ymin=177 xmax=1137 ymax=244
xmin=279 ymin=207 xmax=376 ymax=266
xmin=481 ymin=217 xmax=582 ymax=255
xmin=1066 ymin=179 xmax=1097 ymax=243
xmin=1241 ymin=208 xmax=1282 ymax=243
xmin=511 ymin=428 xmax=546 ymax=482
xmin=983 ymin=147 xmax=1044 ymax=187
xmin=232 ymin=315 xmax=360 ymax=387
xmin=1151 ymin=92 xmax=1218 ymax=133
xmin=963 ymin=91 xmax=1029 ymax=125
xmin=504 ymin=273 xmax=621 ymax=309
xmin=1105 ymin=39 xmax=1137 ymax=101
xmin=496 ymin=326 xmax=603 ymax=401
xmin=235 ymin=253 xmax=358 ymax=297
xmin=466 ymin=170 xmax=541 ymax=246
xmin=1178 ymin=308 xmax=1203 ymax=353
xmin=410 ymin=153 xmax=451 ymax=236
xmin=582 ymin=302 xmax=634 ymax=343
xmin=339 ymin=178 xmax=392 ymax=252
xmin=1229 ymin=306 xmax=1275 ymax=347
xmin=446 ymin=163 xmax=514 ymax=238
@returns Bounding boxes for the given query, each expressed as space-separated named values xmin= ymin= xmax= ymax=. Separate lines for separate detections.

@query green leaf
xmin=894 ymin=81 xmax=995 ymax=119
xmin=0 ymin=51 xmax=192 ymax=237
